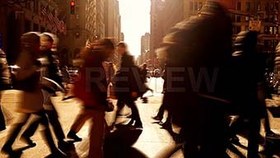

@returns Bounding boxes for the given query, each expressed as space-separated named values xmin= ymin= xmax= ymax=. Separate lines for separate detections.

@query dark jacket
xmin=157 ymin=1 xmax=233 ymax=125
xmin=41 ymin=49 xmax=63 ymax=89
xmin=114 ymin=53 xmax=142 ymax=99
xmin=159 ymin=1 xmax=232 ymax=101
xmin=231 ymin=31 xmax=266 ymax=117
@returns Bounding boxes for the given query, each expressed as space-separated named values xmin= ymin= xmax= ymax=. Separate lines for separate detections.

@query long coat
xmin=15 ymin=50 xmax=44 ymax=113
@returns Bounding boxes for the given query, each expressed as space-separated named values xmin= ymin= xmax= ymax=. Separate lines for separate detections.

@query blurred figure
xmin=1 ymin=32 xmax=66 ymax=157
xmin=229 ymin=30 xmax=279 ymax=157
xmin=113 ymin=42 xmax=143 ymax=129
xmin=68 ymin=38 xmax=115 ymax=158
xmin=20 ymin=32 xmax=70 ymax=152
xmin=139 ymin=63 xmax=152 ymax=103
xmin=0 ymin=48 xmax=11 ymax=131
xmin=156 ymin=1 xmax=233 ymax=157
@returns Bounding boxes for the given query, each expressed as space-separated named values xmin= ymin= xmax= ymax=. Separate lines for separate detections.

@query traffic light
xmin=70 ymin=0 xmax=75 ymax=14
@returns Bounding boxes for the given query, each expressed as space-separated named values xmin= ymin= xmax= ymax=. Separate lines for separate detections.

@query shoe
xmin=20 ymin=136 xmax=36 ymax=147
xmin=266 ymin=131 xmax=280 ymax=140
xmin=67 ymin=131 xmax=82 ymax=142
xmin=58 ymin=140 xmax=73 ymax=151
xmin=229 ymin=135 xmax=240 ymax=145
xmin=151 ymin=115 xmax=162 ymax=121
xmin=1 ymin=145 xmax=13 ymax=154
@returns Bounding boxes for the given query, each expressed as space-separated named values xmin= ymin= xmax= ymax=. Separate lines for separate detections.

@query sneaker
xmin=151 ymin=115 xmax=162 ymax=121
xmin=67 ymin=131 xmax=82 ymax=142
xmin=20 ymin=136 xmax=36 ymax=147
xmin=266 ymin=131 xmax=280 ymax=140
xmin=1 ymin=145 xmax=13 ymax=154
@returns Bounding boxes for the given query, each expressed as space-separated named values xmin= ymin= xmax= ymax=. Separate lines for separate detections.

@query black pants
xmin=116 ymin=96 xmax=142 ymax=126
xmin=4 ymin=111 xmax=57 ymax=152
xmin=0 ymin=105 xmax=5 ymax=131
xmin=22 ymin=108 xmax=65 ymax=142
xmin=181 ymin=98 xmax=227 ymax=158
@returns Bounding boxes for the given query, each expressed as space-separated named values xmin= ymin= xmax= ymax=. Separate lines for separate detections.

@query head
xmin=116 ymin=41 xmax=128 ymax=56
xmin=40 ymin=33 xmax=54 ymax=51
xmin=20 ymin=32 xmax=41 ymax=56
xmin=95 ymin=38 xmax=115 ymax=60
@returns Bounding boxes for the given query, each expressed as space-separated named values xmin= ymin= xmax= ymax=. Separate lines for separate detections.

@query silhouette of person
xmin=113 ymin=42 xmax=143 ymax=129
xmin=1 ymin=32 xmax=66 ymax=157
xmin=156 ymin=1 xmax=233 ymax=157
xmin=67 ymin=38 xmax=115 ymax=158
xmin=19 ymin=32 xmax=70 ymax=152
xmin=0 ymin=48 xmax=10 ymax=131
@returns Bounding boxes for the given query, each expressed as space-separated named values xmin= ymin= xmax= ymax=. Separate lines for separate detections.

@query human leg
xmin=2 ymin=113 xmax=31 ymax=153
xmin=67 ymin=108 xmax=92 ymax=141
xmin=0 ymin=105 xmax=6 ymax=131
xmin=126 ymin=99 xmax=142 ymax=128
xmin=36 ymin=111 xmax=66 ymax=157
xmin=88 ymin=110 xmax=105 ymax=158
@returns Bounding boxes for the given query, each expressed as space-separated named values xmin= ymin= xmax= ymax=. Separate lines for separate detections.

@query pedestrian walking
xmin=0 ymin=48 xmax=11 ymax=131
xmin=113 ymin=42 xmax=143 ymax=129
xmin=228 ymin=30 xmax=277 ymax=158
xmin=156 ymin=1 xmax=233 ymax=157
xmin=1 ymin=32 xmax=66 ymax=157
xmin=20 ymin=32 xmax=70 ymax=152
xmin=139 ymin=63 xmax=153 ymax=103
xmin=67 ymin=38 xmax=115 ymax=158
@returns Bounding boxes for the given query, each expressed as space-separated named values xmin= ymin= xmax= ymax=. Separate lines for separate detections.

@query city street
xmin=0 ymin=77 xmax=280 ymax=158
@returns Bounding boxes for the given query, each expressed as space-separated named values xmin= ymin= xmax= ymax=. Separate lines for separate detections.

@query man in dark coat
xmin=0 ymin=48 xmax=10 ymax=131
xmin=157 ymin=1 xmax=233 ymax=157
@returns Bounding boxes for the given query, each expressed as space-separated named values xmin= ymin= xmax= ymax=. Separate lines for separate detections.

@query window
xmin=246 ymin=2 xmax=250 ymax=12
xmin=237 ymin=2 xmax=241 ymax=11
xmin=236 ymin=15 xmax=241 ymax=22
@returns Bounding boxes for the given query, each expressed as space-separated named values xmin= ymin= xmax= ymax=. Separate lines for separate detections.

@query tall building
xmin=138 ymin=33 xmax=150 ymax=65
xmin=105 ymin=0 xmax=121 ymax=41
xmin=0 ymin=0 xmax=66 ymax=63
xmin=150 ymin=0 xmax=184 ymax=69
xmin=60 ymin=0 xmax=121 ymax=65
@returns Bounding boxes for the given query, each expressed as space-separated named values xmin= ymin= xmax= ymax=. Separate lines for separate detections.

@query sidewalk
xmin=0 ymin=88 xmax=183 ymax=158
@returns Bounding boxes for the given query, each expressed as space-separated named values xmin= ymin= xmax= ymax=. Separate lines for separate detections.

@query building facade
xmin=149 ymin=0 xmax=184 ymax=69
xmin=0 ymin=0 xmax=66 ymax=64
xmin=138 ymin=32 xmax=150 ymax=65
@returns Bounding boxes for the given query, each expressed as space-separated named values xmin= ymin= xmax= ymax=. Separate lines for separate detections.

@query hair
xmin=80 ymin=38 xmax=115 ymax=59
xmin=40 ymin=33 xmax=54 ymax=43
xmin=21 ymin=32 xmax=40 ymax=49
xmin=99 ymin=38 xmax=115 ymax=50
xmin=117 ymin=41 xmax=127 ymax=48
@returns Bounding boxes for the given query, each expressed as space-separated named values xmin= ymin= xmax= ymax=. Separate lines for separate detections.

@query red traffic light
xmin=70 ymin=1 xmax=75 ymax=6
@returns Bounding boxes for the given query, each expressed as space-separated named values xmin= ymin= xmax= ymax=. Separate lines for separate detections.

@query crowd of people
xmin=1 ymin=0 xmax=280 ymax=158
